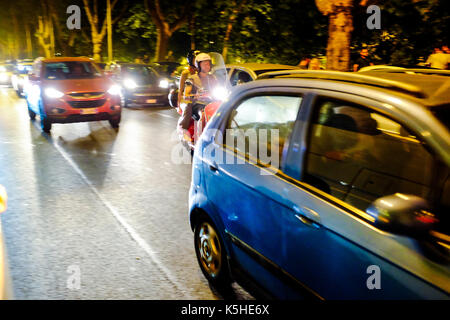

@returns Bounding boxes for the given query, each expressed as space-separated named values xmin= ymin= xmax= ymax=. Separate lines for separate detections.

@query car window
xmin=226 ymin=95 xmax=302 ymax=166
xmin=17 ymin=64 xmax=33 ymax=74
xmin=303 ymin=98 xmax=449 ymax=229
xmin=230 ymin=70 xmax=252 ymax=86
xmin=431 ymin=104 xmax=450 ymax=132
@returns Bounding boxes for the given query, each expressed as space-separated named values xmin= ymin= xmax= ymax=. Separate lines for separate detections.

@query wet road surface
xmin=0 ymin=86 xmax=252 ymax=300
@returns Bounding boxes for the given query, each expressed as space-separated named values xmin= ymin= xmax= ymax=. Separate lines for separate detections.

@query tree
xmin=116 ymin=2 xmax=157 ymax=60
xmin=315 ymin=0 xmax=354 ymax=71
xmin=144 ymin=0 xmax=190 ymax=61
xmin=221 ymin=0 xmax=247 ymax=62
xmin=83 ymin=0 xmax=127 ymax=61
xmin=35 ymin=0 xmax=56 ymax=58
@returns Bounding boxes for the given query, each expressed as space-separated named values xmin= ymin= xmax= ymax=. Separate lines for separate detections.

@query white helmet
xmin=195 ymin=53 xmax=212 ymax=70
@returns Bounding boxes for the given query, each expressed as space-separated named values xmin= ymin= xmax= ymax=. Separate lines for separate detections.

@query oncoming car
xmin=12 ymin=61 xmax=33 ymax=97
xmin=107 ymin=62 xmax=170 ymax=107
xmin=25 ymin=57 xmax=122 ymax=133
xmin=189 ymin=70 xmax=450 ymax=299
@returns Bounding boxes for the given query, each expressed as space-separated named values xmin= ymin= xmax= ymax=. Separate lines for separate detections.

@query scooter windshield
xmin=208 ymin=52 xmax=230 ymax=101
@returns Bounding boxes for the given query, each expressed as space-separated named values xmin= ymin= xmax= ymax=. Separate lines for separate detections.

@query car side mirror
xmin=366 ymin=193 xmax=438 ymax=238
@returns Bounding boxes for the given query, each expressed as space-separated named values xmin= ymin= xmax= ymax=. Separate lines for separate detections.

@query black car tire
xmin=38 ymin=101 xmax=51 ymax=133
xmin=194 ymin=216 xmax=231 ymax=290
xmin=109 ymin=115 xmax=121 ymax=128
xmin=27 ymin=102 xmax=36 ymax=120
xmin=41 ymin=117 xmax=52 ymax=133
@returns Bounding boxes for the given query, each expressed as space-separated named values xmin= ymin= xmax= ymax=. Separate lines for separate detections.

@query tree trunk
xmin=156 ymin=29 xmax=170 ymax=61
xmin=189 ymin=15 xmax=196 ymax=50
xmin=36 ymin=15 xmax=52 ymax=58
xmin=10 ymin=7 xmax=21 ymax=59
xmin=145 ymin=0 xmax=189 ymax=61
xmin=25 ymin=23 xmax=33 ymax=58
xmin=315 ymin=0 xmax=354 ymax=71
xmin=222 ymin=0 xmax=246 ymax=63
xmin=92 ymin=36 xmax=103 ymax=61
xmin=49 ymin=17 xmax=55 ymax=57
xmin=222 ymin=22 xmax=234 ymax=63
xmin=326 ymin=3 xmax=353 ymax=71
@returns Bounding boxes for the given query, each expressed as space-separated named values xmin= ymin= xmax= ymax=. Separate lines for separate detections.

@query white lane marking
xmin=52 ymin=140 xmax=189 ymax=298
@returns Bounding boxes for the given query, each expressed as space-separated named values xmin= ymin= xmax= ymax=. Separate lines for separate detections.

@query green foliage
xmin=1 ymin=0 xmax=449 ymax=67
xmin=352 ymin=0 xmax=450 ymax=66
xmin=116 ymin=3 xmax=157 ymax=44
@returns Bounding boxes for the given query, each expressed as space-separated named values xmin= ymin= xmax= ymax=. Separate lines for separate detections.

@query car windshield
xmin=17 ymin=64 xmax=33 ymax=74
xmin=44 ymin=61 xmax=102 ymax=80
xmin=151 ymin=63 xmax=179 ymax=77
xmin=432 ymin=105 xmax=450 ymax=131
xmin=122 ymin=65 xmax=157 ymax=85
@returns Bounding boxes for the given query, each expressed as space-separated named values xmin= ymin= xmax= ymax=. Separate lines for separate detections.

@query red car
xmin=25 ymin=57 xmax=122 ymax=133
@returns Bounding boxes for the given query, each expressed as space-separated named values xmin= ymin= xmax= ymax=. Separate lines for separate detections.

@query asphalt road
xmin=0 ymin=86 xmax=252 ymax=300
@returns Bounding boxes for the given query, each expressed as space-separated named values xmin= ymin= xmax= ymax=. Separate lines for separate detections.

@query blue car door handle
xmin=293 ymin=205 xmax=321 ymax=228
xmin=208 ymin=161 xmax=219 ymax=173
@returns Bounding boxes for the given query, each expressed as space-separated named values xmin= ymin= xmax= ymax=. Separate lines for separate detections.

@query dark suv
xmin=107 ymin=62 xmax=170 ymax=107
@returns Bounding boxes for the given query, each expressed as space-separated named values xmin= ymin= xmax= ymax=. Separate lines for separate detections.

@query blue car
xmin=189 ymin=70 xmax=450 ymax=299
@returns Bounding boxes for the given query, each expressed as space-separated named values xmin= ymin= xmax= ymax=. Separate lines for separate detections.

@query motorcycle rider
xmin=179 ymin=52 xmax=217 ymax=130
xmin=177 ymin=50 xmax=199 ymax=113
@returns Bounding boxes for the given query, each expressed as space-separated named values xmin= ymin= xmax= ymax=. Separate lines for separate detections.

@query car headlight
xmin=107 ymin=84 xmax=121 ymax=95
xmin=159 ymin=79 xmax=169 ymax=89
xmin=123 ymin=78 xmax=137 ymax=89
xmin=45 ymin=87 xmax=64 ymax=98
xmin=212 ymin=86 xmax=229 ymax=101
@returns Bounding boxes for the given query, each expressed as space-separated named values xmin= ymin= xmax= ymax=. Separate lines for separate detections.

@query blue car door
xmin=279 ymin=93 xmax=450 ymax=299
xmin=201 ymin=92 xmax=306 ymax=298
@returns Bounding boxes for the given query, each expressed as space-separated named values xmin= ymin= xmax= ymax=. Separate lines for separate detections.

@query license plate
xmin=146 ymin=99 xmax=157 ymax=103
xmin=80 ymin=108 xmax=98 ymax=115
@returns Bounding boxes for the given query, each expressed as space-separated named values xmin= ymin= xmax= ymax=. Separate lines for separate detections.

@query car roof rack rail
xmin=370 ymin=69 xmax=450 ymax=77
xmin=258 ymin=70 xmax=426 ymax=98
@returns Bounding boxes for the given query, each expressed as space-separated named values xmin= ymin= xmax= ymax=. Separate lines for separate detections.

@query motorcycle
xmin=176 ymin=52 xmax=229 ymax=153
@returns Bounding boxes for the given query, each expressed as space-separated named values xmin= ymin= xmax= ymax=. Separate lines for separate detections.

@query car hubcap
xmin=197 ymin=222 xmax=222 ymax=278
